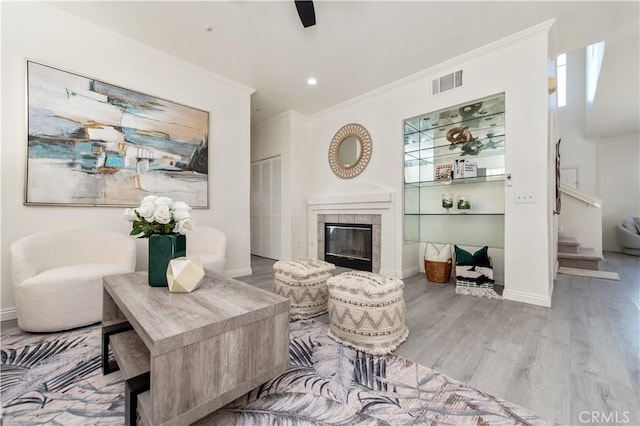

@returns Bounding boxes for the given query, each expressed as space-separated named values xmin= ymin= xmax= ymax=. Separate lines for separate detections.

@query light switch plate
xmin=515 ymin=192 xmax=536 ymax=203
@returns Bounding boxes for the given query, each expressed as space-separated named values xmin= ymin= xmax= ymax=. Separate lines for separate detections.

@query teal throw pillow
xmin=454 ymin=245 xmax=491 ymax=267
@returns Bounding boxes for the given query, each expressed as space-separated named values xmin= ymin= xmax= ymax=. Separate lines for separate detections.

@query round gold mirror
xmin=328 ymin=123 xmax=372 ymax=179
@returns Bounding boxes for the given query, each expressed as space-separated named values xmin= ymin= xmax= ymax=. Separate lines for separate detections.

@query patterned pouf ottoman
xmin=327 ymin=271 xmax=409 ymax=355
xmin=273 ymin=258 xmax=336 ymax=320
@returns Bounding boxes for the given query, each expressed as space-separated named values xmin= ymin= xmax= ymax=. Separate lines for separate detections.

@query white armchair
xmin=10 ymin=229 xmax=136 ymax=332
xmin=185 ymin=226 xmax=227 ymax=274
xmin=616 ymin=218 xmax=640 ymax=256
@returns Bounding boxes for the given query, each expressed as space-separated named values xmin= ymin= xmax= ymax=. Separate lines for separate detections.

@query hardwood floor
xmin=239 ymin=252 xmax=640 ymax=426
xmin=1 ymin=253 xmax=636 ymax=425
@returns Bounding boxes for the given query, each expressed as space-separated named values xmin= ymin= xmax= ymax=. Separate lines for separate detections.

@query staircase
xmin=557 ymin=185 xmax=604 ymax=271
xmin=558 ymin=236 xmax=603 ymax=270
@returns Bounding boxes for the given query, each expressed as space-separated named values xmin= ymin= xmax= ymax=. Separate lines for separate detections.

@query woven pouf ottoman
xmin=273 ymin=258 xmax=336 ymax=320
xmin=326 ymin=271 xmax=409 ymax=355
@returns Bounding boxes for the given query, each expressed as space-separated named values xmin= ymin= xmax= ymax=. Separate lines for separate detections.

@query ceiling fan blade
xmin=294 ymin=0 xmax=316 ymax=28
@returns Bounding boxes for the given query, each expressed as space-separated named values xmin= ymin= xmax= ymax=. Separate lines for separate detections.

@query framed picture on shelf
xmin=435 ymin=164 xmax=453 ymax=182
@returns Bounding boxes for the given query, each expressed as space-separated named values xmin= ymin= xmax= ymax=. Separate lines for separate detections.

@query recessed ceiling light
xmin=307 ymin=77 xmax=317 ymax=86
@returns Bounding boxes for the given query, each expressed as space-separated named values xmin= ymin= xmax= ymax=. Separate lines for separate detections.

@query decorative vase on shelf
xmin=457 ymin=195 xmax=471 ymax=211
xmin=442 ymin=193 xmax=454 ymax=209
xmin=148 ymin=234 xmax=186 ymax=287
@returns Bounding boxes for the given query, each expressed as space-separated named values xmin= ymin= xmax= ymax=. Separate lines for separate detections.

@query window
xmin=586 ymin=41 xmax=605 ymax=105
xmin=557 ymin=53 xmax=566 ymax=107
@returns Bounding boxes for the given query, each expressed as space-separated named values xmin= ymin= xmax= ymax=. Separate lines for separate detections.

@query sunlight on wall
xmin=557 ymin=53 xmax=567 ymax=107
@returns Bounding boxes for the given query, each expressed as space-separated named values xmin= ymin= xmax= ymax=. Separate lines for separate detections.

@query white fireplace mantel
xmin=307 ymin=191 xmax=393 ymax=211
xmin=307 ymin=191 xmax=399 ymax=277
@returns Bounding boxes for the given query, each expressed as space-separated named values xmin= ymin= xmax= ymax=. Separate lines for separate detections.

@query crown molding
xmin=311 ymin=19 xmax=556 ymax=121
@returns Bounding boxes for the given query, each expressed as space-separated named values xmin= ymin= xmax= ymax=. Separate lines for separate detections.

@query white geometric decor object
xmin=167 ymin=257 xmax=205 ymax=293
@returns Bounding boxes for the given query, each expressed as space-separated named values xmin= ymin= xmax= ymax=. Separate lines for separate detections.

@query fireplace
xmin=324 ymin=223 xmax=373 ymax=272
xmin=311 ymin=195 xmax=388 ymax=274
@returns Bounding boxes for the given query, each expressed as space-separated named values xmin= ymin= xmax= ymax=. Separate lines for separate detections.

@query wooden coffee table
xmin=102 ymin=270 xmax=290 ymax=426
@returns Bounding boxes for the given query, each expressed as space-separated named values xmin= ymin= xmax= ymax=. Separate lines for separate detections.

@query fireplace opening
xmin=324 ymin=223 xmax=373 ymax=272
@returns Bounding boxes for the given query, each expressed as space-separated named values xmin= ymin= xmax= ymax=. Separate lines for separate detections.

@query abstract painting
xmin=26 ymin=61 xmax=209 ymax=207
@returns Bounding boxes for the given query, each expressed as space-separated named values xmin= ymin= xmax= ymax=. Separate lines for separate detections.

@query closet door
xmin=270 ymin=158 xmax=282 ymax=258
xmin=250 ymin=156 xmax=281 ymax=260
xmin=250 ymin=162 xmax=261 ymax=256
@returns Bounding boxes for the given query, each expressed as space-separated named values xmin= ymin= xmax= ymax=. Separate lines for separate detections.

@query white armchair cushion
xmin=11 ymin=229 xmax=136 ymax=332
xmin=185 ymin=226 xmax=227 ymax=274
xmin=22 ymin=264 xmax=128 ymax=286
xmin=189 ymin=253 xmax=225 ymax=274
xmin=623 ymin=218 xmax=638 ymax=234
xmin=17 ymin=264 xmax=132 ymax=332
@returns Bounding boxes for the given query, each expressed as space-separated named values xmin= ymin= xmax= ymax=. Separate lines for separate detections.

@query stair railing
xmin=559 ymin=184 xmax=603 ymax=208
xmin=558 ymin=185 xmax=603 ymax=257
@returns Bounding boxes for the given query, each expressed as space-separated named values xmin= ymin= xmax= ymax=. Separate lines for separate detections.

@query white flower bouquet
xmin=124 ymin=196 xmax=193 ymax=238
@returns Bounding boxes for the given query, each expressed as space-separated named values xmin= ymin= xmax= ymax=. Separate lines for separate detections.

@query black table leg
xmin=101 ymin=322 xmax=133 ymax=375
xmin=126 ymin=371 xmax=150 ymax=426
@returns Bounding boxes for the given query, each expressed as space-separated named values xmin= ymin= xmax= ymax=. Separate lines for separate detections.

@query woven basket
xmin=424 ymin=259 xmax=452 ymax=283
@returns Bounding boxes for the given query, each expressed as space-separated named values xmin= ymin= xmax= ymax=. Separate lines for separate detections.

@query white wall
xmin=597 ymin=133 xmax=640 ymax=251
xmin=1 ymin=3 xmax=253 ymax=318
xmin=289 ymin=113 xmax=311 ymax=257
xmin=558 ymin=47 xmax=640 ymax=254
xmin=251 ymin=113 xmax=287 ymax=163
xmin=559 ymin=48 xmax=597 ymax=194
xmin=548 ymin=25 xmax=560 ymax=290
xmin=299 ymin=22 xmax=555 ymax=306
xmin=251 ymin=111 xmax=309 ymax=259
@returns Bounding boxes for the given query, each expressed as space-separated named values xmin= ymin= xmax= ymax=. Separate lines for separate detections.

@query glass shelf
xmin=403 ymin=92 xmax=506 ymax=245
xmin=405 ymin=174 xmax=505 ymax=187
xmin=404 ymin=96 xmax=505 ymax=134
xmin=404 ymin=145 xmax=505 ymax=166
xmin=404 ymin=110 xmax=505 ymax=141
xmin=404 ymin=212 xmax=504 ymax=216
xmin=404 ymin=131 xmax=505 ymax=152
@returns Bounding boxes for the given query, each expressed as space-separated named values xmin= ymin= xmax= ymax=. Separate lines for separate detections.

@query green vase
xmin=148 ymin=234 xmax=186 ymax=287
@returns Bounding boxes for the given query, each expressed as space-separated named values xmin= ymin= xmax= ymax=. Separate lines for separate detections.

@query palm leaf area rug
xmin=1 ymin=319 xmax=552 ymax=426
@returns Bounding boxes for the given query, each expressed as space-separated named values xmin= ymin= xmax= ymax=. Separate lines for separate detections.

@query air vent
xmin=432 ymin=70 xmax=463 ymax=95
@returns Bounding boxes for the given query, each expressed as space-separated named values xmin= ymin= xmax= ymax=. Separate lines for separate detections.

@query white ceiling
xmin=51 ymin=1 xmax=639 ymax=137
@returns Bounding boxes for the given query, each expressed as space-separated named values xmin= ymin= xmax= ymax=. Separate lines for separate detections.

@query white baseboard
xmin=225 ymin=267 xmax=253 ymax=278
xmin=1 ymin=307 xmax=17 ymax=322
xmin=400 ymin=266 xmax=420 ymax=279
xmin=502 ymin=289 xmax=551 ymax=307
xmin=378 ymin=268 xmax=404 ymax=279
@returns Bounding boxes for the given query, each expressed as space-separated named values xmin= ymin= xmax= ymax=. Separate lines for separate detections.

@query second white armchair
xmin=186 ymin=226 xmax=227 ymax=274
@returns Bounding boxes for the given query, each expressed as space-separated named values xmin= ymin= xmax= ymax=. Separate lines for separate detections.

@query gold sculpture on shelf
xmin=447 ymin=126 xmax=484 ymax=155
xmin=446 ymin=126 xmax=473 ymax=144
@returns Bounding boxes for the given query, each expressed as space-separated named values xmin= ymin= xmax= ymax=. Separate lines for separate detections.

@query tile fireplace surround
xmin=307 ymin=191 xmax=395 ymax=276
xmin=318 ymin=214 xmax=381 ymax=273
